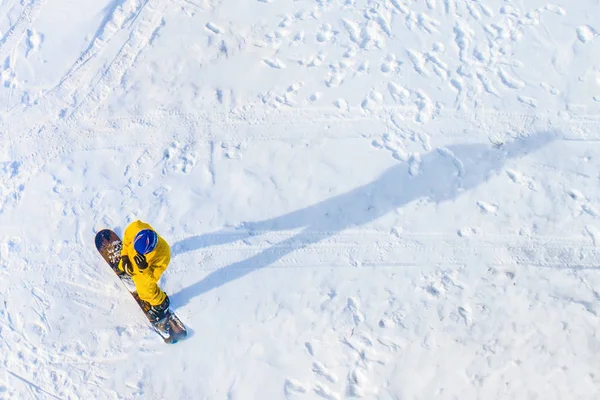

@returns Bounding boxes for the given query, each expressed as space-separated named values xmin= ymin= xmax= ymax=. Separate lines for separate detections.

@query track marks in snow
xmin=25 ymin=29 xmax=43 ymax=58
xmin=5 ymin=0 xmax=574 ymax=161
xmin=5 ymin=0 xmax=170 ymax=169
xmin=1 ymin=53 xmax=16 ymax=91
xmin=345 ymin=297 xmax=364 ymax=327
xmin=286 ymin=341 xmax=342 ymax=399
xmin=316 ymin=24 xmax=335 ymax=43
xmin=506 ymin=168 xmax=537 ymax=190
xmin=312 ymin=361 xmax=338 ymax=384
xmin=422 ymin=269 xmax=465 ymax=301
xmin=498 ymin=68 xmax=525 ymax=90
xmin=465 ymin=1 xmax=494 ymax=20
xmin=405 ymin=11 xmax=441 ymax=34
xmin=121 ymin=140 xmax=197 ymax=193
xmin=585 ymin=226 xmax=600 ymax=246
xmin=86 ymin=140 xmax=197 ymax=232
xmin=371 ymin=129 xmax=430 ymax=163
xmin=145 ymin=0 xmax=570 ymax=119
xmin=380 ymin=54 xmax=401 ymax=74
xmin=337 ymin=8 xmax=392 ymax=50
xmin=568 ymin=189 xmax=586 ymax=202
xmin=0 ymin=161 xmax=26 ymax=214
xmin=68 ymin=0 xmax=169 ymax=122
xmin=360 ymin=90 xmax=384 ymax=113
xmin=284 ymin=379 xmax=307 ymax=396
xmin=406 ymin=44 xmax=449 ymax=81
xmin=565 ymin=188 xmax=600 ymax=218
xmin=582 ymin=204 xmax=599 ymax=218
xmin=0 ymin=0 xmax=46 ymax=61
xmin=441 ymin=3 xmax=567 ymax=109
xmin=457 ymin=304 xmax=472 ymax=326
xmin=260 ymin=81 xmax=306 ymax=108
xmin=205 ymin=22 xmax=222 ymax=34
xmin=286 ymin=296 xmax=403 ymax=398
xmin=46 ymin=0 xmax=150 ymax=107
xmin=419 ymin=268 xmax=483 ymax=332
xmin=387 ymin=82 xmax=409 ymax=104
xmin=219 ymin=142 xmax=244 ymax=160
xmin=297 ymin=51 xmax=326 ymax=68
xmin=30 ymin=288 xmax=52 ymax=334
xmin=161 ymin=141 xmax=198 ymax=174
xmin=476 ymin=200 xmax=498 ymax=214
xmin=341 ymin=333 xmax=385 ymax=397
xmin=518 ymin=95 xmax=538 ymax=108
xmin=540 ymin=82 xmax=560 ymax=96
xmin=263 ymin=58 xmax=286 ymax=69
xmin=504 ymin=169 xmax=522 ymax=183
xmin=577 ymin=25 xmax=598 ymax=43
xmin=313 ymin=383 xmax=339 ymax=400
xmin=0 ymin=238 xmax=23 ymax=279
xmin=0 ymin=286 xmax=77 ymax=399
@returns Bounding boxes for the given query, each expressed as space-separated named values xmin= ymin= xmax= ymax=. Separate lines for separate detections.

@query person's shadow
xmin=171 ymin=132 xmax=556 ymax=305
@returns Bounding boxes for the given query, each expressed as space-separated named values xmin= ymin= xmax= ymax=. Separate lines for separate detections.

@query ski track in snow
xmin=0 ymin=1 xmax=47 ymax=61
xmin=1 ymin=0 xmax=600 ymax=398
xmin=21 ymin=0 xmax=152 ymax=118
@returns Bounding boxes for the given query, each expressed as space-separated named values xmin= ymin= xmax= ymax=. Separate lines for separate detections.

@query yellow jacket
xmin=118 ymin=220 xmax=170 ymax=305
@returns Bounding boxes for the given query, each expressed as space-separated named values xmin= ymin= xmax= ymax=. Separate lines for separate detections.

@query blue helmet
xmin=134 ymin=229 xmax=158 ymax=254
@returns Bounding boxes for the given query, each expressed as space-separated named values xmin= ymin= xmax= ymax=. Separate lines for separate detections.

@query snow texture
xmin=1 ymin=0 xmax=600 ymax=398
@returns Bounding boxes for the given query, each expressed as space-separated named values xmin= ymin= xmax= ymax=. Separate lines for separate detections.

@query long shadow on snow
xmin=171 ymin=132 xmax=556 ymax=305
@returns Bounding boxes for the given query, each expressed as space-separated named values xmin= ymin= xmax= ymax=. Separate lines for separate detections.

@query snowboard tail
xmin=95 ymin=229 xmax=187 ymax=344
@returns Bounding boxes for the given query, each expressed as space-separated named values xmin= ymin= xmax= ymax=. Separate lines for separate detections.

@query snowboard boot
xmin=146 ymin=295 xmax=170 ymax=323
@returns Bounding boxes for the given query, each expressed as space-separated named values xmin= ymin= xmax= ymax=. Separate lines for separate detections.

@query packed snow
xmin=1 ymin=0 xmax=600 ymax=398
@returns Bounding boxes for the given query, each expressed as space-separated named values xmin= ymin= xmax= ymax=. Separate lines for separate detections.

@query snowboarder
xmin=118 ymin=220 xmax=171 ymax=322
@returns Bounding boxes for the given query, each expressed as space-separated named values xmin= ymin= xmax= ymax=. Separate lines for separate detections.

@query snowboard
xmin=95 ymin=229 xmax=187 ymax=344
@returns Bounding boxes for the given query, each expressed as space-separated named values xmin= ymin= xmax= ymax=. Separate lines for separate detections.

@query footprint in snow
xmin=582 ymin=204 xmax=599 ymax=217
xmin=136 ymin=172 xmax=152 ymax=187
xmin=284 ymin=379 xmax=307 ymax=396
xmin=346 ymin=297 xmax=364 ymax=326
xmin=568 ymin=189 xmax=585 ymax=201
xmin=162 ymin=142 xmax=197 ymax=173
xmin=585 ymin=226 xmax=600 ymax=246
xmin=457 ymin=305 xmax=472 ymax=326
xmin=314 ymin=383 xmax=339 ymax=400
xmin=476 ymin=201 xmax=498 ymax=214
xmin=285 ymin=342 xmax=340 ymax=399
xmin=316 ymin=24 xmax=334 ymax=43
xmin=26 ymin=29 xmax=44 ymax=57
xmin=577 ymin=25 xmax=598 ymax=43
xmin=312 ymin=361 xmax=338 ymax=384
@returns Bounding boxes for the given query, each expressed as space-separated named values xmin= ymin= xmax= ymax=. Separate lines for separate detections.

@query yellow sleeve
xmin=150 ymin=236 xmax=171 ymax=281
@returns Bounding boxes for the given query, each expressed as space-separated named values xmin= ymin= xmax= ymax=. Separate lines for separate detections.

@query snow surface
xmin=1 ymin=0 xmax=600 ymax=398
